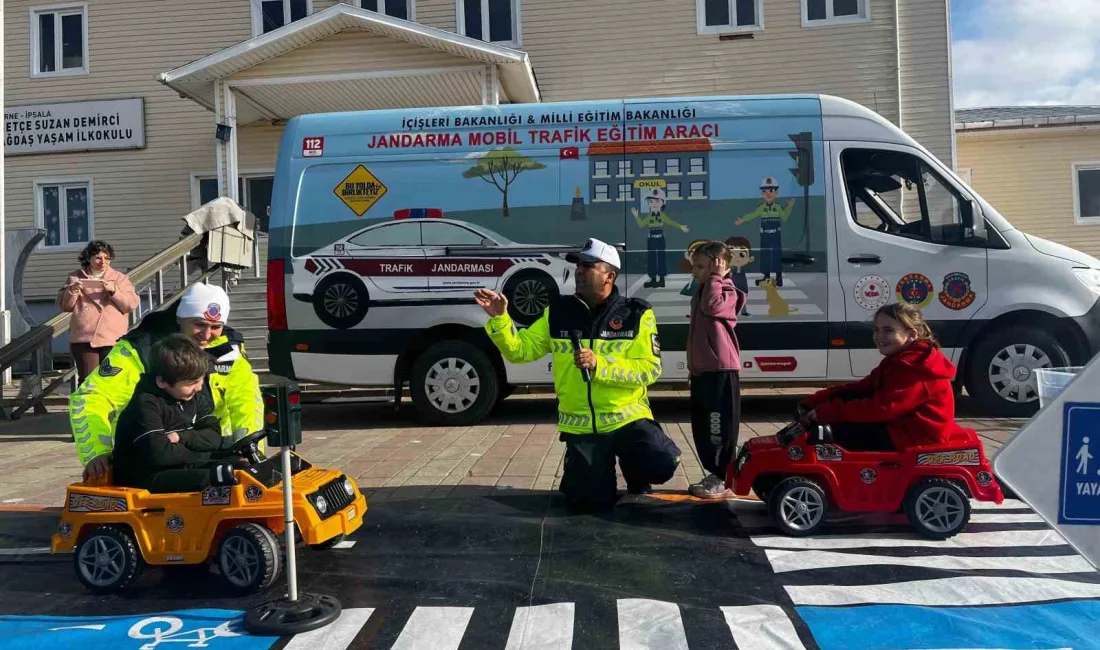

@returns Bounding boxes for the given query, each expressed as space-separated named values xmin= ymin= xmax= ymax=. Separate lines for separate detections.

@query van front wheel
xmin=410 ymin=341 xmax=500 ymax=426
xmin=966 ymin=325 xmax=1070 ymax=417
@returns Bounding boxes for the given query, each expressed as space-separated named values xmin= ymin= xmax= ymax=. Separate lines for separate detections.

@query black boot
xmin=656 ymin=277 xmax=665 ymax=288
xmin=776 ymin=272 xmax=784 ymax=288
xmin=643 ymin=276 xmax=656 ymax=288
xmin=755 ymin=274 xmax=770 ymax=286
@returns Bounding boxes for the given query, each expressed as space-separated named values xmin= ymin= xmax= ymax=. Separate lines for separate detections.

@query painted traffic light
xmin=262 ymin=381 xmax=303 ymax=447
xmin=788 ymin=131 xmax=815 ymax=187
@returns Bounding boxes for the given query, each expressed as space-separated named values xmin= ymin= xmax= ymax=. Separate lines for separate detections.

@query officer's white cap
xmin=567 ymin=238 xmax=621 ymax=271
xmin=761 ymin=177 xmax=779 ymax=189
xmin=176 ymin=283 xmax=231 ymax=324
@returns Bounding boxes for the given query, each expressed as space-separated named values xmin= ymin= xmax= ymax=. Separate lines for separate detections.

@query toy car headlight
xmin=736 ymin=449 xmax=751 ymax=473
xmin=343 ymin=479 xmax=355 ymax=497
xmin=314 ymin=495 xmax=329 ymax=514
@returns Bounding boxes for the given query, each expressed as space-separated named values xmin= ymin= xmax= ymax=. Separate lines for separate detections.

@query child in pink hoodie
xmin=686 ymin=241 xmax=747 ymax=499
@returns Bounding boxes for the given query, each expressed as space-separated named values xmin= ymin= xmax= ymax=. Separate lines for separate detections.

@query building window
xmin=802 ymin=0 xmax=869 ymax=27
xmin=360 ymin=0 xmax=412 ymax=19
xmin=689 ymin=181 xmax=706 ymax=199
xmin=618 ymin=160 xmax=633 ymax=177
xmin=594 ymin=185 xmax=610 ymax=202
xmin=667 ymin=182 xmax=681 ymax=199
xmin=665 ymin=158 xmax=681 ymax=175
xmin=458 ymin=0 xmax=521 ymax=46
xmin=594 ymin=160 xmax=609 ymax=177
xmin=689 ymin=157 xmax=706 ymax=174
xmin=1074 ymin=163 xmax=1100 ymax=224
xmin=957 ymin=167 xmax=972 ymax=185
xmin=617 ymin=184 xmax=633 ymax=201
xmin=36 ymin=179 xmax=92 ymax=249
xmin=31 ymin=4 xmax=87 ymax=77
xmin=252 ymin=0 xmax=310 ymax=36
xmin=697 ymin=0 xmax=762 ymax=34
xmin=642 ymin=159 xmax=658 ymax=175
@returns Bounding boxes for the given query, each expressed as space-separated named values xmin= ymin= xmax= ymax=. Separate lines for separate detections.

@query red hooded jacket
xmin=805 ymin=341 xmax=959 ymax=449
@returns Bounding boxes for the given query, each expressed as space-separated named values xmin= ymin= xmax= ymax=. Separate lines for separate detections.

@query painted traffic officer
xmin=735 ymin=177 xmax=796 ymax=287
xmin=632 ymin=188 xmax=689 ymax=289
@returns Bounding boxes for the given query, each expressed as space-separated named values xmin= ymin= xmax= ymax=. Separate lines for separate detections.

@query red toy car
xmin=726 ymin=416 xmax=1004 ymax=538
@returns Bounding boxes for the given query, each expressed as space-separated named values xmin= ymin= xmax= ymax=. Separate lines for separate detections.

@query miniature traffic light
xmin=788 ymin=131 xmax=815 ymax=187
xmin=262 ymin=381 xmax=302 ymax=447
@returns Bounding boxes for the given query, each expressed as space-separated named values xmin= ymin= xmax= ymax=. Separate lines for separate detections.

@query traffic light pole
xmin=281 ymin=444 xmax=298 ymax=602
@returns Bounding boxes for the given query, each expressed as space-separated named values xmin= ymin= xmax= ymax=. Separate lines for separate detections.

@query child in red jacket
xmin=802 ymin=303 xmax=959 ymax=452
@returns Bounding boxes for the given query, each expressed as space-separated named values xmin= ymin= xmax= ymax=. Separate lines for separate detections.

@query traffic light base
xmin=243 ymin=592 xmax=342 ymax=636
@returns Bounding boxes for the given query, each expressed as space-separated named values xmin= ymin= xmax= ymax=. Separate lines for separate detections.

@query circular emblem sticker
xmin=896 ymin=273 xmax=934 ymax=308
xmin=976 ymin=471 xmax=993 ymax=487
xmin=860 ymin=468 xmax=877 ymax=484
xmin=58 ymin=522 xmax=72 ymax=538
xmin=854 ymin=275 xmax=890 ymax=310
xmin=202 ymin=302 xmax=222 ymax=322
xmin=939 ymin=272 xmax=976 ymax=310
xmin=787 ymin=446 xmax=804 ymax=461
xmin=166 ymin=514 xmax=184 ymax=533
xmin=245 ymin=485 xmax=263 ymax=502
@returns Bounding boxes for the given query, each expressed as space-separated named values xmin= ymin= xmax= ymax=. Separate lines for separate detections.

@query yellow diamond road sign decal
xmin=334 ymin=165 xmax=387 ymax=216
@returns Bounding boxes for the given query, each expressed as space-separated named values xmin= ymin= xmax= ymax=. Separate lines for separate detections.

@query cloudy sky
xmin=952 ymin=0 xmax=1100 ymax=108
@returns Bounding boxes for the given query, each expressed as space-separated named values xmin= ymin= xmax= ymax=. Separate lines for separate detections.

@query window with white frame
xmin=618 ymin=160 xmax=633 ymax=177
xmin=360 ymin=0 xmax=412 ymax=19
xmin=617 ymin=184 xmax=633 ymax=201
xmin=642 ymin=159 xmax=657 ymax=175
xmin=36 ymin=179 xmax=92 ymax=249
xmin=31 ymin=4 xmax=87 ymax=77
xmin=594 ymin=160 xmax=609 ymax=177
xmin=697 ymin=0 xmax=762 ymax=34
xmin=689 ymin=157 xmax=706 ymax=174
xmin=689 ymin=181 xmax=706 ymax=198
xmin=802 ymin=0 xmax=868 ymax=26
xmin=667 ymin=182 xmax=681 ymax=199
xmin=252 ymin=0 xmax=310 ymax=36
xmin=458 ymin=0 xmax=520 ymax=46
xmin=665 ymin=158 xmax=681 ymax=175
xmin=1074 ymin=163 xmax=1100 ymax=224
xmin=594 ymin=185 xmax=610 ymax=201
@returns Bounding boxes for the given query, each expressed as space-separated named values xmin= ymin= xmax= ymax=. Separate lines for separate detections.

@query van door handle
xmin=847 ymin=254 xmax=881 ymax=265
xmin=781 ymin=253 xmax=815 ymax=266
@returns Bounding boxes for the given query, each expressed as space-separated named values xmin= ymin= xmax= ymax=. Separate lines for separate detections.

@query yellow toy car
xmin=50 ymin=431 xmax=366 ymax=594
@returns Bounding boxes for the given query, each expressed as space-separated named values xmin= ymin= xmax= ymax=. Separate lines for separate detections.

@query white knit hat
xmin=176 ymin=283 xmax=230 ymax=324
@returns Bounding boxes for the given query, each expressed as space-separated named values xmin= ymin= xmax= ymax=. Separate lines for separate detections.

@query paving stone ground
xmin=0 ymin=389 xmax=1025 ymax=508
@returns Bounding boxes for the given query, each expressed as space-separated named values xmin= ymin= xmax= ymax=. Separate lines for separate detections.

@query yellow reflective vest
xmin=486 ymin=291 xmax=661 ymax=434
xmin=70 ymin=312 xmax=264 ymax=466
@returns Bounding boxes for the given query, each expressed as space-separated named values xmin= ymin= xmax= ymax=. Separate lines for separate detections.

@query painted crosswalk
xmin=626 ymin=273 xmax=826 ymax=320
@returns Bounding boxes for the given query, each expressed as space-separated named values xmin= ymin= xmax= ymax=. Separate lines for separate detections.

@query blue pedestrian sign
xmin=1060 ymin=403 xmax=1100 ymax=525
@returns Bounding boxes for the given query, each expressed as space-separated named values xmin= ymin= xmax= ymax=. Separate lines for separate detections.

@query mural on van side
xmin=274 ymin=99 xmax=830 ymax=333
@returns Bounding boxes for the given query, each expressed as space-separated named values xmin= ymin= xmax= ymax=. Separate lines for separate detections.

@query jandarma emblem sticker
xmin=939 ymin=272 xmax=976 ymax=310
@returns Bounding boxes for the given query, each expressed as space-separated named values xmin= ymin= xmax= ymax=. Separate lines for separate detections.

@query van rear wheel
xmin=410 ymin=341 xmax=500 ymax=426
xmin=965 ymin=325 xmax=1069 ymax=417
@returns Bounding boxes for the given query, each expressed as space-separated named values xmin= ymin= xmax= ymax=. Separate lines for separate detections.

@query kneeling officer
xmin=475 ymin=238 xmax=681 ymax=509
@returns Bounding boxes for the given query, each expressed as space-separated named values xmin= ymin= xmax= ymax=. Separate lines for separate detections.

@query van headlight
xmin=1073 ymin=268 xmax=1100 ymax=294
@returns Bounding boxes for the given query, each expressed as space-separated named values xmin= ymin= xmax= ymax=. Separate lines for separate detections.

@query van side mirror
xmin=960 ymin=200 xmax=976 ymax=230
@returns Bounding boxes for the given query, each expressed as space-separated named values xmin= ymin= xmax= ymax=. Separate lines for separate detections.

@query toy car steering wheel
xmin=229 ymin=430 xmax=268 ymax=465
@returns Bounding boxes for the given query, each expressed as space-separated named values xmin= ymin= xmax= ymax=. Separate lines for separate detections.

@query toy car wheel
xmin=313 ymin=273 xmax=370 ymax=329
xmin=310 ymin=533 xmax=346 ymax=551
xmin=904 ymin=478 xmax=971 ymax=539
xmin=217 ymin=523 xmax=281 ymax=594
xmin=769 ymin=477 xmax=828 ymax=537
xmin=410 ymin=340 xmax=501 ymax=426
xmin=74 ymin=526 xmax=144 ymax=594
xmin=503 ymin=271 xmax=559 ymax=326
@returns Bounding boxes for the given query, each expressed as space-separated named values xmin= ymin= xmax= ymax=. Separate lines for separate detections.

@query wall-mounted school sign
xmin=4 ymin=97 xmax=145 ymax=155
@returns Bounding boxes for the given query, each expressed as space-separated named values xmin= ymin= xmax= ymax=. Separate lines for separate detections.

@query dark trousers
xmin=141 ymin=459 xmax=241 ymax=493
xmin=689 ymin=371 xmax=741 ymax=477
xmin=70 ymin=342 xmax=110 ymax=385
xmin=830 ymin=422 xmax=895 ymax=452
xmin=647 ymin=229 xmax=667 ymax=278
xmin=758 ymin=221 xmax=783 ymax=286
xmin=559 ymin=419 xmax=682 ymax=508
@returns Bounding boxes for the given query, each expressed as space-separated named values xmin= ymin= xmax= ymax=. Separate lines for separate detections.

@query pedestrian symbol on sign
xmin=1059 ymin=403 xmax=1100 ymax=524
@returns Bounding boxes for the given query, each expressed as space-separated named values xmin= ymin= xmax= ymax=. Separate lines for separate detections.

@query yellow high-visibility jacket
xmin=486 ymin=290 xmax=661 ymax=434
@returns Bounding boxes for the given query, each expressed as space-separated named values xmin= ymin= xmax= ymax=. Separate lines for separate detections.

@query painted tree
xmin=462 ymin=147 xmax=546 ymax=218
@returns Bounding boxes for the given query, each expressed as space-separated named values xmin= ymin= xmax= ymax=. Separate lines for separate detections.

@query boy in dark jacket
xmin=112 ymin=334 xmax=239 ymax=493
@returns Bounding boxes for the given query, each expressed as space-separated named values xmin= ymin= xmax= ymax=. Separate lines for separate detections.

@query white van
xmin=265 ymin=94 xmax=1100 ymax=423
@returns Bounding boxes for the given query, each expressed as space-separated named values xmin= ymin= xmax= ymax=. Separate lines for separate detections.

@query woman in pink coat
xmin=58 ymin=241 xmax=140 ymax=384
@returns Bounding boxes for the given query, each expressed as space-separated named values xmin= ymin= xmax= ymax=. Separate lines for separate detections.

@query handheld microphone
xmin=569 ymin=330 xmax=591 ymax=383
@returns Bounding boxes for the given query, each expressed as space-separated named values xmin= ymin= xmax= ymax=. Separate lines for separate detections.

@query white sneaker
xmin=690 ymin=473 xmax=733 ymax=499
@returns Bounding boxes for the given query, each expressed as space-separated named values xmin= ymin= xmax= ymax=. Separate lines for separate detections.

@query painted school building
xmin=4 ymin=0 xmax=955 ymax=337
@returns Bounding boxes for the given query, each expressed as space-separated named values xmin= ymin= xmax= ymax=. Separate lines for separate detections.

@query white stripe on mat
xmin=720 ymin=605 xmax=807 ymax=650
xmin=283 ymin=608 xmax=375 ymax=650
xmin=786 ymin=576 xmax=1100 ymax=607
xmin=970 ymin=499 xmax=1027 ymax=509
xmin=617 ymin=599 xmax=689 ymax=650
xmin=0 ymin=547 xmax=51 ymax=556
xmin=736 ymin=511 xmax=1043 ymax=529
xmin=764 ymin=549 xmax=1095 ymax=574
xmin=505 ymin=603 xmax=575 ymax=650
xmin=751 ymin=529 xmax=1067 ymax=550
xmin=390 ymin=607 xmax=474 ymax=650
